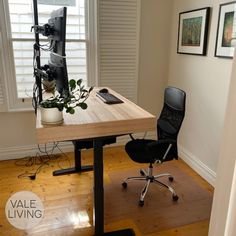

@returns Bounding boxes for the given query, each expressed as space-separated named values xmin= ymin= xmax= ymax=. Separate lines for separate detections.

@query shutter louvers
xmin=0 ymin=77 xmax=7 ymax=111
xmin=98 ymin=0 xmax=140 ymax=103
xmin=0 ymin=82 xmax=4 ymax=105
xmin=0 ymin=30 xmax=6 ymax=111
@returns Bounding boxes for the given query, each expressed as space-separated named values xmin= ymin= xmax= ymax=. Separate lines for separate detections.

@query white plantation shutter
xmin=0 ymin=75 xmax=8 ymax=112
xmin=0 ymin=83 xmax=5 ymax=111
xmin=8 ymin=0 xmax=88 ymax=99
xmin=0 ymin=32 xmax=3 ymax=109
xmin=0 ymin=31 xmax=6 ymax=112
xmin=98 ymin=0 xmax=140 ymax=103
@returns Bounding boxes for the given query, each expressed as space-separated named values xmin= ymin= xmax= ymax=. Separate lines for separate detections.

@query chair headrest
xmin=164 ymin=87 xmax=186 ymax=110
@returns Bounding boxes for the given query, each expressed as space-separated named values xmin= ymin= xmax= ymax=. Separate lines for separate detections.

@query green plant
xmin=40 ymin=79 xmax=93 ymax=114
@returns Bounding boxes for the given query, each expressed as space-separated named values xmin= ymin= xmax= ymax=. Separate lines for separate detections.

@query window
xmin=0 ymin=0 xmax=96 ymax=111
xmin=0 ymin=0 xmax=140 ymax=111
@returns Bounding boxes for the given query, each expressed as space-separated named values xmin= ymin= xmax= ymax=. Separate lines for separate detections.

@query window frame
xmin=0 ymin=0 xmax=97 ymax=112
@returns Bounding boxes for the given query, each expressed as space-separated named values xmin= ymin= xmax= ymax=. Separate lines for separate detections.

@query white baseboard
xmin=0 ymin=131 xmax=156 ymax=161
xmin=0 ymin=133 xmax=215 ymax=188
xmin=179 ymin=145 xmax=216 ymax=187
xmin=0 ymin=142 xmax=74 ymax=161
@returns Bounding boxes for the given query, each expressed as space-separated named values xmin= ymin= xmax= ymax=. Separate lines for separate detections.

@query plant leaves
xmin=78 ymin=102 xmax=88 ymax=110
xmin=69 ymin=108 xmax=75 ymax=114
xmin=66 ymin=107 xmax=75 ymax=114
xmin=40 ymin=79 xmax=91 ymax=114
xmin=77 ymin=79 xmax=83 ymax=86
xmin=57 ymin=103 xmax=64 ymax=111
xmin=69 ymin=79 xmax=76 ymax=91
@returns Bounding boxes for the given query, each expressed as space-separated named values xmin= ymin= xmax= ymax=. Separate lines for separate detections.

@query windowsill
xmin=6 ymin=98 xmax=35 ymax=113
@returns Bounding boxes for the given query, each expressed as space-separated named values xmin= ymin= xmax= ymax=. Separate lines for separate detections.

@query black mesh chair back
xmin=157 ymin=87 xmax=186 ymax=159
xmin=122 ymin=86 xmax=186 ymax=206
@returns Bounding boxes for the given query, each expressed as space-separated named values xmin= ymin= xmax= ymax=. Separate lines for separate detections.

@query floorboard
xmin=0 ymin=146 xmax=214 ymax=236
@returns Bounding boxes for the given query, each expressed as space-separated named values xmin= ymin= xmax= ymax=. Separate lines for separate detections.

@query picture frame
xmin=215 ymin=1 xmax=236 ymax=58
xmin=177 ymin=7 xmax=210 ymax=56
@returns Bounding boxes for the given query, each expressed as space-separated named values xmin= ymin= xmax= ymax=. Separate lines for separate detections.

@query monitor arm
xmin=31 ymin=24 xmax=54 ymax=37
xmin=34 ymin=65 xmax=54 ymax=82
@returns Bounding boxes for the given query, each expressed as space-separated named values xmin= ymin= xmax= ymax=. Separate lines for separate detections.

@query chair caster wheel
xmin=140 ymin=170 xmax=145 ymax=176
xmin=139 ymin=200 xmax=144 ymax=207
xmin=122 ymin=182 xmax=127 ymax=188
xmin=169 ymin=176 xmax=174 ymax=182
xmin=172 ymin=195 xmax=179 ymax=201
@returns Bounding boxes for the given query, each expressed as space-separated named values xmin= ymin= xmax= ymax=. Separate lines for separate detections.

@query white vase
xmin=40 ymin=107 xmax=63 ymax=125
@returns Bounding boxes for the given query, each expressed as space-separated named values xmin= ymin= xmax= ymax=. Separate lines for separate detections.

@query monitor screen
xmin=48 ymin=52 xmax=69 ymax=97
xmin=47 ymin=7 xmax=67 ymax=56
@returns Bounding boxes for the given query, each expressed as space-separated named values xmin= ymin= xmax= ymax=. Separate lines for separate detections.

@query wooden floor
xmin=0 ymin=146 xmax=214 ymax=236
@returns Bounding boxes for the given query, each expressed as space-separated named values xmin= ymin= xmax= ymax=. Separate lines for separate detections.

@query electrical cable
xmin=16 ymin=142 xmax=71 ymax=180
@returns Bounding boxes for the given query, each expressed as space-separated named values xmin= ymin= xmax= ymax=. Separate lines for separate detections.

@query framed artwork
xmin=215 ymin=1 xmax=236 ymax=58
xmin=177 ymin=7 xmax=210 ymax=55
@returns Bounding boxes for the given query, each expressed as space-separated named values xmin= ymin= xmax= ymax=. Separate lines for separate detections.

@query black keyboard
xmin=96 ymin=92 xmax=124 ymax=104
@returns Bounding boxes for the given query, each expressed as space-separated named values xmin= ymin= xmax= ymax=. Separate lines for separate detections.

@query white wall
xmin=168 ymin=0 xmax=233 ymax=184
xmin=209 ymin=42 xmax=236 ymax=236
xmin=138 ymin=0 xmax=173 ymax=115
xmin=0 ymin=111 xmax=37 ymax=159
xmin=0 ymin=111 xmax=36 ymax=148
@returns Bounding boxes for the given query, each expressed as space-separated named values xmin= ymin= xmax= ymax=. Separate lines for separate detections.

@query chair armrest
xmin=145 ymin=139 xmax=176 ymax=151
xmin=129 ymin=134 xmax=135 ymax=140
xmin=145 ymin=139 xmax=177 ymax=163
xmin=129 ymin=132 xmax=148 ymax=140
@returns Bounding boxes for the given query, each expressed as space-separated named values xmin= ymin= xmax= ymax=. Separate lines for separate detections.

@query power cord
xmin=16 ymin=142 xmax=71 ymax=180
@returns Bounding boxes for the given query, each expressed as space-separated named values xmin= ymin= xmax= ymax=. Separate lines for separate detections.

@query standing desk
xmin=36 ymin=88 xmax=156 ymax=235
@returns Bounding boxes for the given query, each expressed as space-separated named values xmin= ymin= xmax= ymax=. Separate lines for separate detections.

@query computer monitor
xmin=46 ymin=7 xmax=69 ymax=97
xmin=47 ymin=7 xmax=67 ymax=56
xmin=32 ymin=5 xmax=69 ymax=105
xmin=48 ymin=52 xmax=69 ymax=97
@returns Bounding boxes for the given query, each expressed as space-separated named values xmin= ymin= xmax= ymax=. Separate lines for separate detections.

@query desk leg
xmin=53 ymin=141 xmax=93 ymax=176
xmin=93 ymin=139 xmax=135 ymax=236
xmin=93 ymin=139 xmax=104 ymax=235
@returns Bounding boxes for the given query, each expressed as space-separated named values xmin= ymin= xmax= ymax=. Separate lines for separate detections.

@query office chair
xmin=122 ymin=86 xmax=186 ymax=206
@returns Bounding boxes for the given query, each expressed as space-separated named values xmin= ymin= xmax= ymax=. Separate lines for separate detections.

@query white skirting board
xmin=0 ymin=132 xmax=216 ymax=188
xmin=178 ymin=145 xmax=216 ymax=187
xmin=0 ymin=131 xmax=157 ymax=161
xmin=0 ymin=142 xmax=74 ymax=161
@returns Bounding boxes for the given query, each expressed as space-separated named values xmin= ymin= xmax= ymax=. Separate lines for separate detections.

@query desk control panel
xmin=96 ymin=92 xmax=124 ymax=104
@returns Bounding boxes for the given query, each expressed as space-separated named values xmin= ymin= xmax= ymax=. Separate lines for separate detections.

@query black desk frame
xmin=52 ymin=137 xmax=134 ymax=235
xmin=53 ymin=141 xmax=93 ymax=176
xmin=93 ymin=137 xmax=135 ymax=236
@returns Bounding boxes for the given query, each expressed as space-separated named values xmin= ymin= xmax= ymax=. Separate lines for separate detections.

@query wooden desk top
xmin=36 ymin=88 xmax=156 ymax=144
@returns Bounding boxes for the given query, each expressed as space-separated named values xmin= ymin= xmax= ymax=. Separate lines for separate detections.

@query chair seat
xmin=125 ymin=139 xmax=177 ymax=163
xmin=125 ymin=139 xmax=156 ymax=163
